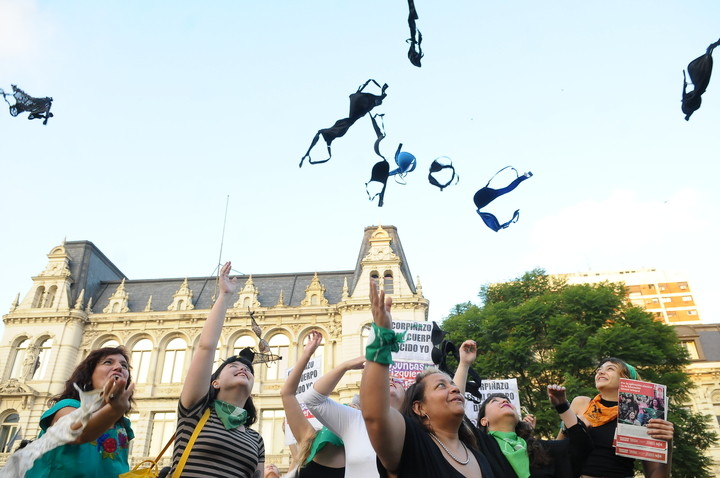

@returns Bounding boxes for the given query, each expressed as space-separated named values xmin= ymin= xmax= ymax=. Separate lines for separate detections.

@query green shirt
xmin=26 ymin=399 xmax=134 ymax=478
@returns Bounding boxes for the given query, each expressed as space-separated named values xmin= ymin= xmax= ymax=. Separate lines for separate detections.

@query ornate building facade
xmin=673 ymin=323 xmax=720 ymax=476
xmin=0 ymin=225 xmax=429 ymax=469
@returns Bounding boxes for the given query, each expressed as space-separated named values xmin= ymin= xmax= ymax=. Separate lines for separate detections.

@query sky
xmin=1 ymin=0 xmax=719 ymax=338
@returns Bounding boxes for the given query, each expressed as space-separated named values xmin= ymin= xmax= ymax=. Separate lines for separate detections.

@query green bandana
xmin=365 ymin=323 xmax=406 ymax=365
xmin=214 ymin=400 xmax=248 ymax=430
xmin=488 ymin=431 xmax=530 ymax=478
xmin=306 ymin=427 xmax=344 ymax=464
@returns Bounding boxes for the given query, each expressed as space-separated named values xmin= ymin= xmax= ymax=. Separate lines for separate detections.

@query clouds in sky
xmin=0 ymin=0 xmax=50 ymax=61
xmin=528 ymin=189 xmax=713 ymax=273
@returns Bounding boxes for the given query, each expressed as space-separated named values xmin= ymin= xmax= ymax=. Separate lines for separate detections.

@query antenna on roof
xmin=213 ymin=195 xmax=231 ymax=300
xmin=218 ymin=195 xmax=230 ymax=270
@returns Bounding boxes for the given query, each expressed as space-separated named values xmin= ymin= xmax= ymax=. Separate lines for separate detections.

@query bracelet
xmin=555 ymin=401 xmax=570 ymax=414
xmin=365 ymin=323 xmax=406 ymax=365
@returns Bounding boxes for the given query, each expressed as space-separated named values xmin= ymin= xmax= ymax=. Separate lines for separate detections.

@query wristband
xmin=554 ymin=401 xmax=570 ymax=414
xmin=365 ymin=323 xmax=406 ymax=365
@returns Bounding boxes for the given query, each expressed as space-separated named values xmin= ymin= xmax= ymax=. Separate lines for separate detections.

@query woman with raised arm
xmin=565 ymin=358 xmax=674 ymax=478
xmin=299 ymin=352 xmax=384 ymax=478
xmin=453 ymin=340 xmax=592 ymax=478
xmin=25 ymin=347 xmax=136 ymax=478
xmin=170 ymin=261 xmax=264 ymax=478
xmin=361 ymin=279 xmax=494 ymax=478
xmin=280 ymin=330 xmax=344 ymax=478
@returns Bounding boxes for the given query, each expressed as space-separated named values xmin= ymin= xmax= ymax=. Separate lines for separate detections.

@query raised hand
xmin=219 ymin=261 xmax=240 ymax=296
xmin=303 ymin=330 xmax=323 ymax=355
xmin=458 ymin=340 xmax=477 ymax=365
xmin=103 ymin=376 xmax=135 ymax=413
xmin=344 ymin=356 xmax=366 ymax=371
xmin=547 ymin=384 xmax=568 ymax=406
xmin=370 ymin=278 xmax=392 ymax=329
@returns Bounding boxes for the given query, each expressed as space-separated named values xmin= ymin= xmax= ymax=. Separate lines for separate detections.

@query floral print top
xmin=26 ymin=399 xmax=134 ymax=478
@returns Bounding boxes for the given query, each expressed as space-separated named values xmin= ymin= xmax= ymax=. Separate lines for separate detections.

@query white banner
xmin=390 ymin=320 xmax=434 ymax=363
xmin=288 ymin=356 xmax=323 ymax=396
xmin=463 ymin=378 xmax=521 ymax=426
xmin=284 ymin=357 xmax=324 ymax=445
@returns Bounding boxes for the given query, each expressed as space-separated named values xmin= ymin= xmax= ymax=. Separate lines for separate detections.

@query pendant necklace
xmin=429 ymin=433 xmax=470 ymax=465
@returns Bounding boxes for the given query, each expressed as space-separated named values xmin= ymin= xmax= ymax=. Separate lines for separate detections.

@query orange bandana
xmin=583 ymin=394 xmax=618 ymax=427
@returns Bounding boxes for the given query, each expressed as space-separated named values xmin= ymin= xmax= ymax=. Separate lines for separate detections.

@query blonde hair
xmin=295 ymin=428 xmax=320 ymax=468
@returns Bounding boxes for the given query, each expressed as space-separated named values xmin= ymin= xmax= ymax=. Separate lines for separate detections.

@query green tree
xmin=442 ymin=269 xmax=718 ymax=478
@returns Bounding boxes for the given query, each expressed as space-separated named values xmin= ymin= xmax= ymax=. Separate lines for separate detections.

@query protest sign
xmin=390 ymin=320 xmax=434 ymax=363
xmin=464 ymin=378 xmax=521 ymax=426
xmin=284 ymin=356 xmax=324 ymax=445
xmin=616 ymin=378 xmax=668 ymax=463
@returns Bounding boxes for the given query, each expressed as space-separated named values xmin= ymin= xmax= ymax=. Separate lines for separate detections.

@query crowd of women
xmin=14 ymin=264 xmax=675 ymax=478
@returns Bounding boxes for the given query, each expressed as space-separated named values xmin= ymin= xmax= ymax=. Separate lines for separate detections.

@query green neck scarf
xmin=488 ymin=430 xmax=530 ymax=478
xmin=214 ymin=400 xmax=248 ymax=430
xmin=306 ymin=427 xmax=344 ymax=464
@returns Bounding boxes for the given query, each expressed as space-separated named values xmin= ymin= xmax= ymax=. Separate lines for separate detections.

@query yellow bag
xmin=120 ymin=432 xmax=175 ymax=478
xmin=120 ymin=459 xmax=160 ymax=478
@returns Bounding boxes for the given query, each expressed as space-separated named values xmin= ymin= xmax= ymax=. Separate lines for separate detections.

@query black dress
xmin=297 ymin=461 xmax=345 ymax=478
xmin=377 ymin=416 xmax=495 ymax=478
xmin=473 ymin=421 xmax=593 ymax=478
xmin=581 ymin=420 xmax=634 ymax=478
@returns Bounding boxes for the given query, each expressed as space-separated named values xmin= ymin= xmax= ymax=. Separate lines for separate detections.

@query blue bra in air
xmin=473 ymin=166 xmax=533 ymax=231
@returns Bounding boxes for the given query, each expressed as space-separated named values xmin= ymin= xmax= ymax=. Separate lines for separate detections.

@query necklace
xmin=429 ymin=433 xmax=470 ymax=465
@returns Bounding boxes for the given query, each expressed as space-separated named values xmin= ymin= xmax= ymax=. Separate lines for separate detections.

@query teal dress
xmin=26 ymin=399 xmax=134 ymax=478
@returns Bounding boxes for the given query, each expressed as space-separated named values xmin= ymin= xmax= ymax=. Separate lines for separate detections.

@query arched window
xmin=265 ymin=334 xmax=290 ymax=380
xmin=0 ymin=412 xmax=20 ymax=453
xmin=161 ymin=338 xmax=187 ymax=383
xmin=242 ymin=297 xmax=251 ymax=309
xmin=132 ymin=339 xmax=153 ymax=383
xmin=9 ymin=338 xmax=29 ymax=379
xmin=43 ymin=285 xmax=57 ymax=308
xmin=712 ymin=391 xmax=720 ymax=429
xmin=177 ymin=299 xmax=185 ymax=310
xmin=32 ymin=338 xmax=54 ymax=380
xmin=360 ymin=324 xmax=371 ymax=354
xmin=383 ymin=271 xmax=394 ymax=294
xmin=310 ymin=294 xmax=319 ymax=306
xmin=100 ymin=339 xmax=120 ymax=348
xmin=194 ymin=341 xmax=222 ymax=370
xmin=370 ymin=271 xmax=380 ymax=287
xmin=32 ymin=287 xmax=45 ymax=308
xmin=112 ymin=303 xmax=120 ymax=313
xmin=233 ymin=335 xmax=256 ymax=357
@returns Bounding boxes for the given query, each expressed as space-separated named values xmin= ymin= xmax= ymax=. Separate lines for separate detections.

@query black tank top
xmin=297 ymin=461 xmax=345 ymax=478
xmin=581 ymin=420 xmax=634 ymax=477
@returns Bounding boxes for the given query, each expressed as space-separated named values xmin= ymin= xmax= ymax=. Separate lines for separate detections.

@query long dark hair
xmin=51 ymin=347 xmax=135 ymax=413
xmin=477 ymin=393 xmax=551 ymax=467
xmin=209 ymin=356 xmax=257 ymax=426
xmin=400 ymin=367 xmax=477 ymax=449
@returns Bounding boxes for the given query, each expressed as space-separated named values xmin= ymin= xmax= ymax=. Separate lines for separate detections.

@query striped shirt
xmin=171 ymin=392 xmax=265 ymax=478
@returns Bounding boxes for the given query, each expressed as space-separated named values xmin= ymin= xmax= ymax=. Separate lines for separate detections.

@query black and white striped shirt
xmin=171 ymin=392 xmax=265 ymax=477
